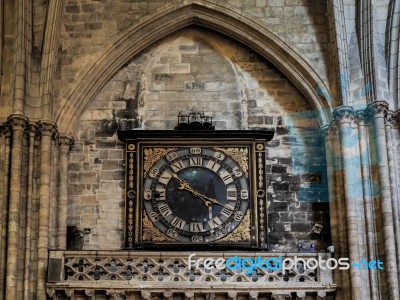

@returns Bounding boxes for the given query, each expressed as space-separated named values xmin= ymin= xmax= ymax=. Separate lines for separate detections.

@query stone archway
xmin=55 ymin=0 xmax=333 ymax=135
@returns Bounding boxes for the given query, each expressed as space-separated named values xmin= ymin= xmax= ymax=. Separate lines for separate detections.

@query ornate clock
xmin=118 ymin=130 xmax=274 ymax=249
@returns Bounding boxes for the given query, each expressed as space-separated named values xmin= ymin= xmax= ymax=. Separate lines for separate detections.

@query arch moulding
xmin=55 ymin=1 xmax=333 ymax=134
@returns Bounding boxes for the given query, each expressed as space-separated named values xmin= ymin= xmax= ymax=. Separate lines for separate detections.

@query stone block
xmin=271 ymin=165 xmax=287 ymax=173
xmin=82 ymin=4 xmax=96 ymax=12
xmin=170 ymin=63 xmax=190 ymax=74
xmin=248 ymin=115 xmax=264 ymax=125
xmin=291 ymin=222 xmax=312 ymax=232
xmin=65 ymin=5 xmax=81 ymax=13
xmin=101 ymin=159 xmax=123 ymax=170
xmin=272 ymin=201 xmax=288 ymax=211
xmin=273 ymin=182 xmax=290 ymax=192
xmin=96 ymin=139 xmax=116 ymax=149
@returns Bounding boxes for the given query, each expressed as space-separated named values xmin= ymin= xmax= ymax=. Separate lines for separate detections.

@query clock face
xmin=142 ymin=147 xmax=250 ymax=243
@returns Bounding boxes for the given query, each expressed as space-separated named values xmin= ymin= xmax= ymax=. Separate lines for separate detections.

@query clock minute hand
xmin=172 ymin=174 xmax=225 ymax=207
xmin=172 ymin=173 xmax=212 ymax=206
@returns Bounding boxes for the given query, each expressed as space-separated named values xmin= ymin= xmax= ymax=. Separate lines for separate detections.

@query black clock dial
xmin=166 ymin=167 xmax=227 ymax=222
xmin=142 ymin=147 xmax=250 ymax=243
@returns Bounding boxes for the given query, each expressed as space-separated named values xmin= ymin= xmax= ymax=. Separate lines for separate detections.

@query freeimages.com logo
xmin=188 ymin=253 xmax=384 ymax=275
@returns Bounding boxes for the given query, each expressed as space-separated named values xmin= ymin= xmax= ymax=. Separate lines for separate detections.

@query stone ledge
xmin=46 ymin=250 xmax=337 ymax=298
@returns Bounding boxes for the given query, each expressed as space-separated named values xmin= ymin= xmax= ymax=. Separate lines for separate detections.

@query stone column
xmin=366 ymin=101 xmax=399 ymax=299
xmin=320 ymin=123 xmax=350 ymax=299
xmin=333 ymin=106 xmax=364 ymax=299
xmin=49 ymin=134 xmax=59 ymax=249
xmin=356 ymin=110 xmax=379 ymax=300
xmin=394 ymin=110 xmax=400 ymax=281
xmin=36 ymin=121 xmax=57 ymax=300
xmin=384 ymin=111 xmax=400 ymax=283
xmin=57 ymin=134 xmax=74 ymax=249
xmin=5 ymin=114 xmax=28 ymax=300
xmin=0 ymin=125 xmax=11 ymax=300
xmin=23 ymin=123 xmax=37 ymax=300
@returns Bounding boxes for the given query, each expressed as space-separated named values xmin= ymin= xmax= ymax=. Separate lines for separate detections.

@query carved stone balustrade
xmin=46 ymin=251 xmax=336 ymax=299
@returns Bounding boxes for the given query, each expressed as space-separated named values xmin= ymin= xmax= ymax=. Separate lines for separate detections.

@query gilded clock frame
xmin=118 ymin=130 xmax=274 ymax=250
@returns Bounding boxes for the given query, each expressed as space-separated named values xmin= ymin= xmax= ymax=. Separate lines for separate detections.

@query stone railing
xmin=46 ymin=251 xmax=337 ymax=299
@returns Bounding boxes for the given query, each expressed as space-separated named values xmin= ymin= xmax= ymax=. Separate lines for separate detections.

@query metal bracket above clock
xmin=118 ymin=130 xmax=274 ymax=250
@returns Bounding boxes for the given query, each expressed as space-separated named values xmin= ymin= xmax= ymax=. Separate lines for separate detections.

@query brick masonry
xmin=68 ymin=27 xmax=330 ymax=251
xmin=53 ymin=0 xmax=330 ymax=116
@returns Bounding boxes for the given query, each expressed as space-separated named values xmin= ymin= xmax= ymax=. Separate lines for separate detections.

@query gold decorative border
xmin=142 ymin=212 xmax=174 ymax=242
xmin=126 ymin=145 xmax=136 ymax=248
xmin=143 ymin=147 xmax=176 ymax=177
xmin=215 ymin=147 xmax=249 ymax=177
xmin=220 ymin=211 xmax=251 ymax=242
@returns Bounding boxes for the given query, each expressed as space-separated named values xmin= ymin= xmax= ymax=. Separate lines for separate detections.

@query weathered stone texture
xmin=54 ymin=0 xmax=330 ymax=116
xmin=68 ymin=27 xmax=329 ymax=251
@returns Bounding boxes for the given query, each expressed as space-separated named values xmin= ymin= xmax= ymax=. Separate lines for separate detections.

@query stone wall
xmin=54 ymin=0 xmax=331 ymax=120
xmin=67 ymin=27 xmax=330 ymax=251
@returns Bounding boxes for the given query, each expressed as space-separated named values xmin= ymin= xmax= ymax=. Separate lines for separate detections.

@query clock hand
xmin=172 ymin=174 xmax=226 ymax=207
xmin=196 ymin=193 xmax=225 ymax=207
xmin=172 ymin=173 xmax=213 ymax=206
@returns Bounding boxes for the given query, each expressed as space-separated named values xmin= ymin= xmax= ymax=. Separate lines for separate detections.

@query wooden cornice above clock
xmin=118 ymin=130 xmax=274 ymax=250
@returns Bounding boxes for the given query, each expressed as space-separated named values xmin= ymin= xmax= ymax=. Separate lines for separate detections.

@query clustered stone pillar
xmin=23 ymin=123 xmax=38 ymax=300
xmin=332 ymin=107 xmax=364 ymax=299
xmin=0 ymin=115 xmax=73 ymax=300
xmin=5 ymin=115 xmax=28 ymax=299
xmin=57 ymin=134 xmax=74 ymax=249
xmin=0 ymin=125 xmax=11 ymax=300
xmin=321 ymin=123 xmax=350 ymax=300
xmin=324 ymin=101 xmax=400 ymax=299
xmin=36 ymin=121 xmax=57 ymax=299
xmin=366 ymin=101 xmax=399 ymax=299
xmin=356 ymin=111 xmax=379 ymax=300
xmin=384 ymin=111 xmax=400 ymax=282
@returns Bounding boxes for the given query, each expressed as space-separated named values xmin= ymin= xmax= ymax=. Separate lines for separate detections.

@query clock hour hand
xmin=172 ymin=173 xmax=225 ymax=207
xmin=196 ymin=193 xmax=224 ymax=207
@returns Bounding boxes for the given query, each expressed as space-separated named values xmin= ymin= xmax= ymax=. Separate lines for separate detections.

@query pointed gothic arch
xmin=55 ymin=1 xmax=333 ymax=134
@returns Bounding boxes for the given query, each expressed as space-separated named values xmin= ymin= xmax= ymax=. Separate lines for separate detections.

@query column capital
xmin=384 ymin=110 xmax=396 ymax=127
xmin=328 ymin=122 xmax=340 ymax=136
xmin=318 ymin=125 xmax=330 ymax=138
xmin=393 ymin=109 xmax=400 ymax=125
xmin=355 ymin=110 xmax=366 ymax=121
xmin=28 ymin=122 xmax=39 ymax=137
xmin=366 ymin=100 xmax=389 ymax=119
xmin=59 ymin=134 xmax=74 ymax=153
xmin=332 ymin=106 xmax=355 ymax=123
xmin=6 ymin=114 xmax=28 ymax=132
xmin=38 ymin=120 xmax=57 ymax=138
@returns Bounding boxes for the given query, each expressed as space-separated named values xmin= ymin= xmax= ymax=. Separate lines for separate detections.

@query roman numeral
xmin=170 ymin=216 xmax=186 ymax=230
xmin=158 ymin=170 xmax=172 ymax=185
xmin=158 ymin=204 xmax=172 ymax=217
xmin=227 ymin=188 xmax=237 ymax=200
xmin=170 ymin=160 xmax=186 ymax=173
xmin=189 ymin=222 xmax=204 ymax=232
xmin=155 ymin=187 xmax=166 ymax=200
xmin=189 ymin=157 xmax=203 ymax=166
xmin=219 ymin=170 xmax=233 ymax=185
xmin=220 ymin=205 xmax=234 ymax=218
xmin=205 ymin=160 xmax=221 ymax=172
xmin=208 ymin=217 xmax=222 ymax=229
